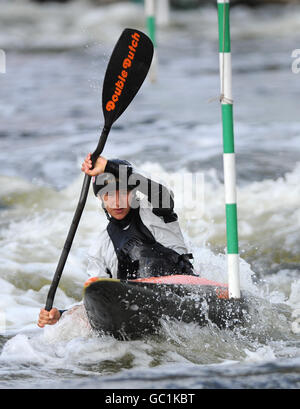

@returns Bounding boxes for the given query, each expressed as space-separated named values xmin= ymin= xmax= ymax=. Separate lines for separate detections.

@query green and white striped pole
xmin=217 ymin=0 xmax=240 ymax=299
xmin=145 ymin=0 xmax=157 ymax=82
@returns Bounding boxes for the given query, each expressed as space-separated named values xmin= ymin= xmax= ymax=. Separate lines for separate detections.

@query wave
xmin=0 ymin=164 xmax=299 ymax=387
xmin=1 ymin=1 xmax=300 ymax=51
xmin=0 ymin=161 xmax=299 ymax=327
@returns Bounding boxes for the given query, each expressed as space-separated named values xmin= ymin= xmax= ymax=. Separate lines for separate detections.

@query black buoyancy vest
xmin=106 ymin=207 xmax=194 ymax=280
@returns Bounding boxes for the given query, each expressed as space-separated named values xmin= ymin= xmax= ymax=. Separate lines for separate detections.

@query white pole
xmin=145 ymin=0 xmax=157 ymax=83
xmin=217 ymin=0 xmax=241 ymax=299
xmin=156 ymin=0 xmax=170 ymax=27
xmin=0 ymin=49 xmax=6 ymax=74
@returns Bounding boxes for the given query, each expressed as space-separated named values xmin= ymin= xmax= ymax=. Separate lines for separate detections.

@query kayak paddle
xmin=45 ymin=28 xmax=154 ymax=311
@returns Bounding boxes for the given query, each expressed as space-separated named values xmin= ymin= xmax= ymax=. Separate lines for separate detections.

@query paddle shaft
xmin=45 ymin=126 xmax=110 ymax=311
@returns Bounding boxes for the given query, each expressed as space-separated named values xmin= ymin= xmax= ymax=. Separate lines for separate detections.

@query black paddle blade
xmin=102 ymin=28 xmax=154 ymax=127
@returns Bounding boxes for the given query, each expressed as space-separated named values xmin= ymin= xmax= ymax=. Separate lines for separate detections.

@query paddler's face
xmin=101 ymin=189 xmax=131 ymax=220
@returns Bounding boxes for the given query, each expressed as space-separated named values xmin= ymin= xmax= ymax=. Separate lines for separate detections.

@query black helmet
xmin=92 ymin=158 xmax=136 ymax=197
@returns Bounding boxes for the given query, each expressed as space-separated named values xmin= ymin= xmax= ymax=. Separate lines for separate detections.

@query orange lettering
xmin=128 ymin=51 xmax=135 ymax=60
xmin=115 ymin=80 xmax=124 ymax=89
xmin=128 ymin=45 xmax=136 ymax=52
xmin=106 ymin=100 xmax=115 ymax=111
xmin=114 ymin=87 xmax=122 ymax=96
xmin=123 ymin=58 xmax=132 ymax=69
xmin=106 ymin=33 xmax=140 ymax=113
xmin=131 ymin=32 xmax=140 ymax=42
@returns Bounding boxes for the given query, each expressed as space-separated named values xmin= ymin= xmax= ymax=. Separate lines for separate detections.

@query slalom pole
xmin=145 ymin=0 xmax=157 ymax=82
xmin=217 ymin=0 xmax=240 ymax=298
xmin=156 ymin=0 xmax=170 ymax=27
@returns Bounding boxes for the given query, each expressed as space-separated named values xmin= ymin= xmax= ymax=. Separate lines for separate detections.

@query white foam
xmin=244 ymin=346 xmax=276 ymax=363
xmin=1 ymin=1 xmax=300 ymax=52
xmin=1 ymin=161 xmax=300 ymax=333
xmin=0 ymin=0 xmax=144 ymax=51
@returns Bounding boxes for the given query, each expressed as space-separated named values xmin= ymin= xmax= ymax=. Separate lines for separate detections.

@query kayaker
xmin=38 ymin=154 xmax=194 ymax=328
xmin=85 ymin=154 xmax=194 ymax=280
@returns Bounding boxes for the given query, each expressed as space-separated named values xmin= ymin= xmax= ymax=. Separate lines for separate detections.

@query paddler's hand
xmin=81 ymin=153 xmax=107 ymax=176
xmin=37 ymin=308 xmax=61 ymax=328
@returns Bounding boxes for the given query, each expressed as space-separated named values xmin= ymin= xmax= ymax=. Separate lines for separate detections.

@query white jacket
xmin=87 ymin=198 xmax=189 ymax=279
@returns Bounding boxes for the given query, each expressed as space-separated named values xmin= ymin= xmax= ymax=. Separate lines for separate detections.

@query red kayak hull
xmin=84 ymin=274 xmax=229 ymax=299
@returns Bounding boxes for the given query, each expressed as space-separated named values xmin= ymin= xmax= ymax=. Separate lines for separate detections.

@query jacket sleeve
xmin=86 ymin=230 xmax=117 ymax=278
xmin=86 ymin=254 xmax=110 ymax=278
xmin=105 ymin=160 xmax=178 ymax=223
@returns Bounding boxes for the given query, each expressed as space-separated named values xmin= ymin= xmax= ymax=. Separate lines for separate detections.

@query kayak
xmin=83 ymin=275 xmax=248 ymax=340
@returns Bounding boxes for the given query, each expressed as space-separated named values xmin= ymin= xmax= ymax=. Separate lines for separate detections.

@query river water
xmin=0 ymin=0 xmax=299 ymax=389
